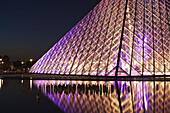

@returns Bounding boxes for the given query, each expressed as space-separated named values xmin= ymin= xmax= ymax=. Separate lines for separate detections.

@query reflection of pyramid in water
xmin=34 ymin=80 xmax=170 ymax=113
xmin=30 ymin=0 xmax=170 ymax=76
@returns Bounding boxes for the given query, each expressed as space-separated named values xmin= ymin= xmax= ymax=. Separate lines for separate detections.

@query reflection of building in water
xmin=0 ymin=79 xmax=3 ymax=89
xmin=34 ymin=80 xmax=170 ymax=113
xmin=34 ymin=80 xmax=120 ymax=113
xmin=20 ymin=79 xmax=34 ymax=94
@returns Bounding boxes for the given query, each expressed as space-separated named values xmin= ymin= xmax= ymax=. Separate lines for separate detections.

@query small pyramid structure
xmin=30 ymin=0 xmax=169 ymax=76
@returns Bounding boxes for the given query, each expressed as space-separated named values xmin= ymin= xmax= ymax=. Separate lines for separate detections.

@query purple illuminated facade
xmin=29 ymin=0 xmax=169 ymax=76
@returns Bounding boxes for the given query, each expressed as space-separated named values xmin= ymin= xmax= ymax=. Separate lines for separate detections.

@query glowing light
xmin=30 ymin=79 xmax=32 ymax=90
xmin=30 ymin=59 xmax=33 ymax=62
xmin=0 ymin=79 xmax=2 ymax=89
xmin=1 ymin=79 xmax=3 ymax=86
xmin=21 ymin=80 xmax=23 ymax=84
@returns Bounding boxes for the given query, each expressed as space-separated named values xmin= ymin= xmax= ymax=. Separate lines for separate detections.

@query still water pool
xmin=0 ymin=79 xmax=169 ymax=113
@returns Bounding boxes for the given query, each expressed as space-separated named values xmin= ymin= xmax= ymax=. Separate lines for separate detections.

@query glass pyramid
xmin=29 ymin=0 xmax=169 ymax=76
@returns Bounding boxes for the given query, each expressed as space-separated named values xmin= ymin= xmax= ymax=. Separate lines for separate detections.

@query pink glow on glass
xmin=29 ymin=0 xmax=169 ymax=76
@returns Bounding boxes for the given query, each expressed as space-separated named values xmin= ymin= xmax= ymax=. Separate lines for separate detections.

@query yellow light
xmin=21 ymin=80 xmax=23 ymax=84
xmin=0 ymin=59 xmax=2 ymax=61
xmin=30 ymin=79 xmax=32 ymax=90
xmin=30 ymin=59 xmax=33 ymax=62
xmin=0 ymin=79 xmax=1 ymax=89
xmin=21 ymin=62 xmax=24 ymax=64
xmin=2 ymin=62 xmax=4 ymax=64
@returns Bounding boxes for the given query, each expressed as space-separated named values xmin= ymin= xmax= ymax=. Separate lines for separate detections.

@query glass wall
xmin=30 ymin=0 xmax=169 ymax=76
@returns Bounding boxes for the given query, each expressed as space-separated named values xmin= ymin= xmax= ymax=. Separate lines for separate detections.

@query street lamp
xmin=21 ymin=62 xmax=24 ymax=72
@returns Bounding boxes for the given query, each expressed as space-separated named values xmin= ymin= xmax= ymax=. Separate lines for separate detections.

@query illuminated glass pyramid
xmin=30 ymin=0 xmax=169 ymax=76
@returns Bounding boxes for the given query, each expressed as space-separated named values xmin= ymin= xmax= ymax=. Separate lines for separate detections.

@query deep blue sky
xmin=0 ymin=0 xmax=101 ymax=61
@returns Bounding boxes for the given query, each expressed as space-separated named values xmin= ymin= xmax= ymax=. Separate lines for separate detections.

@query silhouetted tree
xmin=2 ymin=55 xmax=10 ymax=70
xmin=25 ymin=60 xmax=37 ymax=68
xmin=13 ymin=61 xmax=22 ymax=69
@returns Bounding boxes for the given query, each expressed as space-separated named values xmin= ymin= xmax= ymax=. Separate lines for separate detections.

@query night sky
xmin=0 ymin=0 xmax=101 ymax=61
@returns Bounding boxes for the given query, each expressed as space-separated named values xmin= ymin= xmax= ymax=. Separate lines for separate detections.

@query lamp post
xmin=21 ymin=62 xmax=24 ymax=73
xmin=29 ymin=59 xmax=33 ymax=70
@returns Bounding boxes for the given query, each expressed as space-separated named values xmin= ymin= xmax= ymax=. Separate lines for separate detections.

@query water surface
xmin=0 ymin=78 xmax=169 ymax=113
xmin=0 ymin=79 xmax=63 ymax=113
